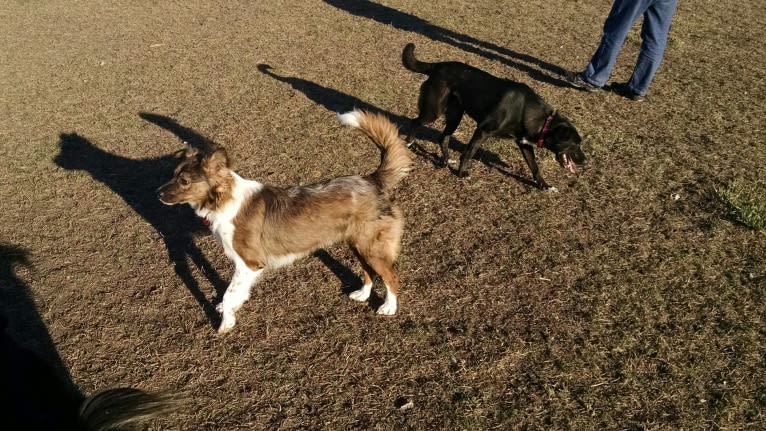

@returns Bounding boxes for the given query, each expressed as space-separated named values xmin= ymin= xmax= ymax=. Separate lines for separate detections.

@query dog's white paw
xmin=215 ymin=303 xmax=224 ymax=313
xmin=218 ymin=312 xmax=236 ymax=334
xmin=376 ymin=300 xmax=398 ymax=316
xmin=546 ymin=186 xmax=559 ymax=193
xmin=349 ymin=285 xmax=372 ymax=302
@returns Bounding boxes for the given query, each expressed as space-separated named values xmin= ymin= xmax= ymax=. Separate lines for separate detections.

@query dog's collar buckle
xmin=536 ymin=113 xmax=555 ymax=148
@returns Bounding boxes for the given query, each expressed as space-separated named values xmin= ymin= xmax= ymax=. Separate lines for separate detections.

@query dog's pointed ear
xmin=203 ymin=147 xmax=230 ymax=174
xmin=173 ymin=144 xmax=199 ymax=160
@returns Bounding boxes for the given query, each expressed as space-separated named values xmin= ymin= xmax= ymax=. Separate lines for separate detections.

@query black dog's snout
xmin=573 ymin=149 xmax=587 ymax=165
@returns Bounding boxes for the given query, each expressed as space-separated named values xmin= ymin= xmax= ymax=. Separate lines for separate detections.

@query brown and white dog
xmin=158 ymin=110 xmax=413 ymax=333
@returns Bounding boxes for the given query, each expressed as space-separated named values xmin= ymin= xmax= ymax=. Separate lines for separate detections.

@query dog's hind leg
xmin=456 ymin=128 xmax=491 ymax=177
xmin=354 ymin=218 xmax=403 ymax=315
xmin=405 ymin=78 xmax=449 ymax=146
xmin=437 ymin=96 xmax=464 ymax=167
xmin=404 ymin=118 xmax=422 ymax=148
xmin=365 ymin=256 xmax=401 ymax=315
xmin=348 ymin=247 xmax=376 ymax=302
xmin=216 ymin=265 xmax=264 ymax=334
xmin=349 ymin=214 xmax=404 ymax=316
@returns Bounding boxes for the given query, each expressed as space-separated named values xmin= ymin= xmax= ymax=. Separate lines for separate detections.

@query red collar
xmin=536 ymin=113 xmax=555 ymax=148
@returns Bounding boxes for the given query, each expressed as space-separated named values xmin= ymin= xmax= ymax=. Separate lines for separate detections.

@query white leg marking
xmin=217 ymin=310 xmax=237 ymax=334
xmin=217 ymin=267 xmax=263 ymax=334
xmin=349 ymin=283 xmax=373 ymax=302
xmin=376 ymin=286 xmax=398 ymax=315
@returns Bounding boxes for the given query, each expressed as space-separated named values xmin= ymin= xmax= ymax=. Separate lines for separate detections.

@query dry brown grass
xmin=1 ymin=0 xmax=764 ymax=429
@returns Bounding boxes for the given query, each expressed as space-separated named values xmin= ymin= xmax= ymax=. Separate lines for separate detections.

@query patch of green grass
xmin=716 ymin=180 xmax=766 ymax=231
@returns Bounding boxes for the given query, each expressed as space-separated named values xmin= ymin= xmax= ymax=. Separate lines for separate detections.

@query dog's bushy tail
xmin=337 ymin=110 xmax=413 ymax=193
xmin=78 ymin=388 xmax=180 ymax=431
xmin=402 ymin=43 xmax=435 ymax=75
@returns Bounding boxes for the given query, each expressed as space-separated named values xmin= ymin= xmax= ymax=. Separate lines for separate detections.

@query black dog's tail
xmin=78 ymin=388 xmax=180 ymax=431
xmin=402 ymin=43 xmax=435 ymax=75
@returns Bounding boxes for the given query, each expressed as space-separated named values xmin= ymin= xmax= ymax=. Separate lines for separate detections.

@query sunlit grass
xmin=716 ymin=180 xmax=766 ymax=231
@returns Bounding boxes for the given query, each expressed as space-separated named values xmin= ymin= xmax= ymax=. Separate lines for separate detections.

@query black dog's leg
xmin=437 ymin=97 xmax=464 ymax=168
xmin=456 ymin=129 xmax=490 ymax=177
xmin=404 ymin=117 xmax=421 ymax=147
xmin=408 ymin=78 xmax=448 ymax=148
xmin=517 ymin=141 xmax=551 ymax=190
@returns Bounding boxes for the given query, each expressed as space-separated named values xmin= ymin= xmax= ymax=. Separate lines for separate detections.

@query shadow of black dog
xmin=257 ymin=64 xmax=517 ymax=178
xmin=323 ymin=0 xmax=570 ymax=87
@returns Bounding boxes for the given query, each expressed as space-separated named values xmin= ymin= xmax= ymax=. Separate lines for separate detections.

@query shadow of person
xmin=54 ymin=133 xmax=226 ymax=329
xmin=0 ymin=243 xmax=180 ymax=429
xmin=323 ymin=0 xmax=570 ymax=87
xmin=257 ymin=64 xmax=519 ymax=179
xmin=0 ymin=243 xmax=83 ymax=428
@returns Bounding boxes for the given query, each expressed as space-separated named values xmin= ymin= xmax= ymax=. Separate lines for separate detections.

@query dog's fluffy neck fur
xmin=193 ymin=171 xmax=262 ymax=230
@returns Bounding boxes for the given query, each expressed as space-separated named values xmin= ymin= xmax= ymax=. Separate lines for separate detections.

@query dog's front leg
xmin=517 ymin=142 xmax=553 ymax=191
xmin=216 ymin=265 xmax=263 ymax=334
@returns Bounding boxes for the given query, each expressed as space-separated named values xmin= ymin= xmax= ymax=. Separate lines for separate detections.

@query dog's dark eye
xmin=178 ymin=176 xmax=191 ymax=187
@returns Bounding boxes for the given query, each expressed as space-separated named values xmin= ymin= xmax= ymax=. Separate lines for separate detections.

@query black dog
xmin=402 ymin=43 xmax=585 ymax=190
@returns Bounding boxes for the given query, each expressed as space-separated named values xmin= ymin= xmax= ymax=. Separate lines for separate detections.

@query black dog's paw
xmin=436 ymin=158 xmax=449 ymax=169
xmin=456 ymin=169 xmax=470 ymax=178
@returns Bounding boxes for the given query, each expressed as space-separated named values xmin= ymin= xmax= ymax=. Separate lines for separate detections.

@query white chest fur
xmin=196 ymin=173 xmax=262 ymax=266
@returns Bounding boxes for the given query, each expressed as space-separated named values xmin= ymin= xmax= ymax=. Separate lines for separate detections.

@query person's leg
xmin=627 ymin=0 xmax=679 ymax=95
xmin=581 ymin=0 xmax=651 ymax=87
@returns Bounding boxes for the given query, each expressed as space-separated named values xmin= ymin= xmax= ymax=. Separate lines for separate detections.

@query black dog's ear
xmin=203 ymin=147 xmax=230 ymax=174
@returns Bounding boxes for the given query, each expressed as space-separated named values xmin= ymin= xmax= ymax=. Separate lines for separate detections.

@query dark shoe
xmin=564 ymin=71 xmax=602 ymax=92
xmin=610 ymin=83 xmax=645 ymax=102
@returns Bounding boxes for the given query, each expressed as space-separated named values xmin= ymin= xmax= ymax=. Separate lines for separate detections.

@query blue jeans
xmin=582 ymin=0 xmax=678 ymax=95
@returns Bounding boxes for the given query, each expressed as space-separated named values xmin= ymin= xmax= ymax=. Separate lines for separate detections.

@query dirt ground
xmin=1 ymin=0 xmax=764 ymax=429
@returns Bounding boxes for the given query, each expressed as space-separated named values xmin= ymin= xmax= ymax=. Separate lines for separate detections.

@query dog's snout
xmin=156 ymin=184 xmax=170 ymax=202
xmin=573 ymin=149 xmax=587 ymax=165
xmin=157 ymin=182 xmax=182 ymax=206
